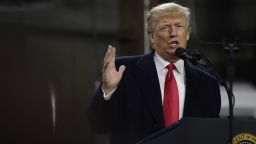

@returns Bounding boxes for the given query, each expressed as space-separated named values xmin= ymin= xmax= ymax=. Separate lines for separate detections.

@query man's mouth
xmin=169 ymin=41 xmax=179 ymax=48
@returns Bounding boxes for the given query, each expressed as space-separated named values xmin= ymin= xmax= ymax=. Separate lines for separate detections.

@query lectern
xmin=137 ymin=118 xmax=256 ymax=144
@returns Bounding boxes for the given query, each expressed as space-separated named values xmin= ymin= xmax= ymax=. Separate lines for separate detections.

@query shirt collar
xmin=154 ymin=51 xmax=184 ymax=75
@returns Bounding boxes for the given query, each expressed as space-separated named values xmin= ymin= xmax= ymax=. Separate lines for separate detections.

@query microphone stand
xmin=224 ymin=41 xmax=238 ymax=144
xmin=193 ymin=49 xmax=235 ymax=144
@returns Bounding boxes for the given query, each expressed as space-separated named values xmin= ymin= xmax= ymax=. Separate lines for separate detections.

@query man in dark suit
xmin=88 ymin=2 xmax=221 ymax=144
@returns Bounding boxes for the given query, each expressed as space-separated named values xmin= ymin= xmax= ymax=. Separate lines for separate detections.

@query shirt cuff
xmin=102 ymin=86 xmax=117 ymax=100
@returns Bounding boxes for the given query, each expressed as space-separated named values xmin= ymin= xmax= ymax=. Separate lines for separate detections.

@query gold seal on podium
xmin=232 ymin=133 xmax=256 ymax=144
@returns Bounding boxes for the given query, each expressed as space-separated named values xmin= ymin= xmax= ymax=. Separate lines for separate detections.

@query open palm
xmin=102 ymin=45 xmax=126 ymax=95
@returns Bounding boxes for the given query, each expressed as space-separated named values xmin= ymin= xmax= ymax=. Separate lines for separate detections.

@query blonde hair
xmin=146 ymin=2 xmax=191 ymax=33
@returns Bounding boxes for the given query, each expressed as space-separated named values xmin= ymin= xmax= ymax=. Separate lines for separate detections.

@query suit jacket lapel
xmin=183 ymin=60 xmax=200 ymax=117
xmin=135 ymin=51 xmax=165 ymax=129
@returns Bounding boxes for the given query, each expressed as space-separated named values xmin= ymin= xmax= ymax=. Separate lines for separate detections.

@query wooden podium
xmin=137 ymin=118 xmax=256 ymax=144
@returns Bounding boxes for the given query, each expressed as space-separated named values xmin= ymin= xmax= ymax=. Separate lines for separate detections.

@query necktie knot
xmin=166 ymin=63 xmax=175 ymax=71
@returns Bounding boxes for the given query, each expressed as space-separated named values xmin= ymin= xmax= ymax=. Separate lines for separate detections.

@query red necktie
xmin=163 ymin=64 xmax=179 ymax=126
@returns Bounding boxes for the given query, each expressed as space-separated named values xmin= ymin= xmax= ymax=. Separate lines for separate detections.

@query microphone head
xmin=175 ymin=47 xmax=189 ymax=60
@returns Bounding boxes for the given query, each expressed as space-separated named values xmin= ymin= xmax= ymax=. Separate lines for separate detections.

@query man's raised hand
xmin=102 ymin=45 xmax=126 ymax=95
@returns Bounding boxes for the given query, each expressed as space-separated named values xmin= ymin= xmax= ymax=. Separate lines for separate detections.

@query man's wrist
xmin=102 ymin=86 xmax=117 ymax=100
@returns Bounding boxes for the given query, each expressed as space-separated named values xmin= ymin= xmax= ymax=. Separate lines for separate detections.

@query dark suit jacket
xmin=88 ymin=51 xmax=221 ymax=144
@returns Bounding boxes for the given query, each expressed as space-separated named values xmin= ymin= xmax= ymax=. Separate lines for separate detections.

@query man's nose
xmin=169 ymin=27 xmax=177 ymax=37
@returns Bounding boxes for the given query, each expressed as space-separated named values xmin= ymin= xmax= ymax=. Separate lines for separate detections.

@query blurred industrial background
xmin=1 ymin=0 xmax=256 ymax=144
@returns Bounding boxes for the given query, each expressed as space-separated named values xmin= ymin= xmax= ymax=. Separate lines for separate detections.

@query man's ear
xmin=187 ymin=27 xmax=191 ymax=40
xmin=149 ymin=33 xmax=155 ymax=44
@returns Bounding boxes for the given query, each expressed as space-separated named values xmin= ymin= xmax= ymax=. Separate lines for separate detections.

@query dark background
xmin=1 ymin=0 xmax=256 ymax=143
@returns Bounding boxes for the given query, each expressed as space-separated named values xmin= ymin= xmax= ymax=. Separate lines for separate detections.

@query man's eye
xmin=160 ymin=26 xmax=170 ymax=31
xmin=176 ymin=25 xmax=184 ymax=28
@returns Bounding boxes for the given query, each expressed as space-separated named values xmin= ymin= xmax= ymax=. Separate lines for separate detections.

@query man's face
xmin=150 ymin=15 xmax=190 ymax=63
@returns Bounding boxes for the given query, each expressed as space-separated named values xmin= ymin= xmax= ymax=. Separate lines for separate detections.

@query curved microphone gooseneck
xmin=175 ymin=47 xmax=235 ymax=144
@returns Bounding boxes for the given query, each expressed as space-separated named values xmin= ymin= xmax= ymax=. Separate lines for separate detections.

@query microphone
xmin=175 ymin=47 xmax=207 ymax=66
xmin=175 ymin=47 xmax=193 ymax=60
xmin=176 ymin=48 xmax=235 ymax=144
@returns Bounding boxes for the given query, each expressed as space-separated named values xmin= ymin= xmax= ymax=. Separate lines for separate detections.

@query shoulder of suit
xmin=115 ymin=55 xmax=143 ymax=67
xmin=187 ymin=61 xmax=219 ymax=82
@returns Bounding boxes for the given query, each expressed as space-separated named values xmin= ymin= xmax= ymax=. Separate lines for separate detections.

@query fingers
xmin=103 ymin=47 xmax=110 ymax=72
xmin=111 ymin=45 xmax=116 ymax=61
xmin=103 ymin=45 xmax=111 ymax=66
xmin=103 ymin=45 xmax=116 ymax=72
xmin=118 ymin=65 xmax=126 ymax=75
